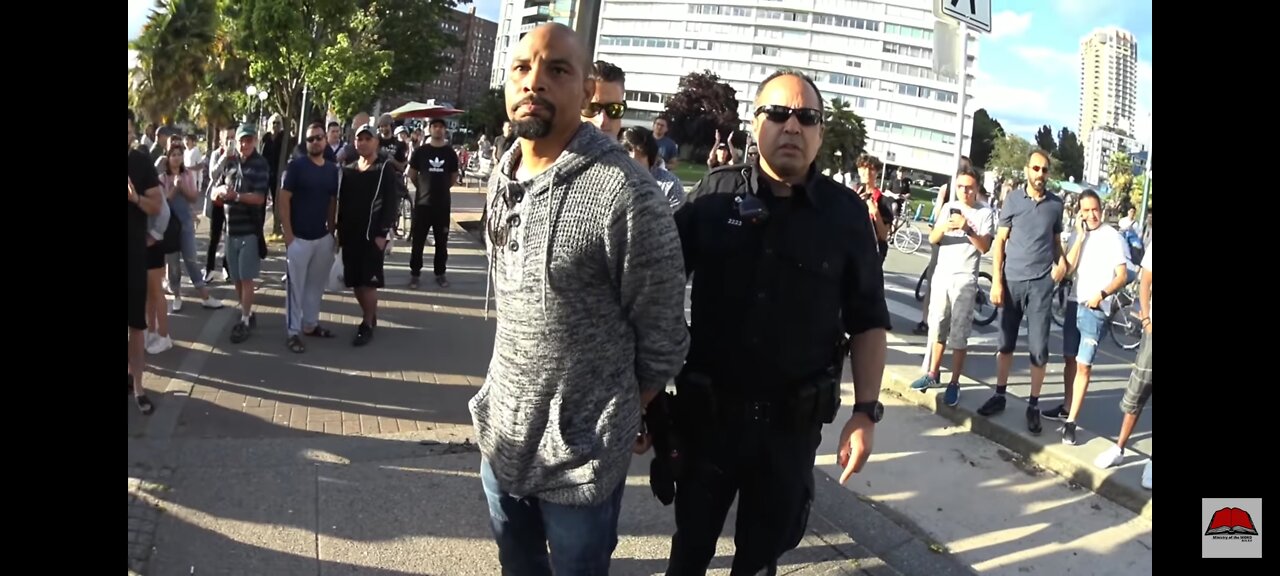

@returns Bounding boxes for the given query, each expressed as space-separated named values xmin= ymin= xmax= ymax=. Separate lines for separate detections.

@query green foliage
xmin=129 ymin=0 xmax=219 ymax=124
xmin=1034 ymin=124 xmax=1057 ymax=155
xmin=457 ymin=88 xmax=506 ymax=137
xmin=969 ymin=108 xmax=1003 ymax=169
xmin=663 ymin=70 xmax=741 ymax=153
xmin=988 ymin=134 xmax=1033 ymax=178
xmin=1053 ymin=127 xmax=1085 ymax=183
xmin=817 ymin=98 xmax=867 ymax=173
xmin=309 ymin=8 xmax=392 ymax=120
xmin=360 ymin=0 xmax=463 ymax=98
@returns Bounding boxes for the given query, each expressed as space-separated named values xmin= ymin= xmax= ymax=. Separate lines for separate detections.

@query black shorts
xmin=146 ymin=243 xmax=167 ymax=270
xmin=128 ymin=248 xmax=147 ymax=330
xmin=997 ymin=274 xmax=1055 ymax=366
xmin=342 ymin=239 xmax=386 ymax=289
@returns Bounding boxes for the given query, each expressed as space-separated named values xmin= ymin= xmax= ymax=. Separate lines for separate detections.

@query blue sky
xmin=130 ymin=0 xmax=1150 ymax=146
xmin=972 ymin=0 xmax=1151 ymax=146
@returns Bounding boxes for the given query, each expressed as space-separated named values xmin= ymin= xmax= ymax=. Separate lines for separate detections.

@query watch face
xmin=873 ymin=402 xmax=884 ymax=421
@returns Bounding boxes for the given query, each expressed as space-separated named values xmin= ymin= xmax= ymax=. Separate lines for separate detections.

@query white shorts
xmin=927 ymin=274 xmax=978 ymax=350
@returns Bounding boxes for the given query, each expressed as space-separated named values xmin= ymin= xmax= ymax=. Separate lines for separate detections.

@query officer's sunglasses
xmin=586 ymin=102 xmax=627 ymax=120
xmin=487 ymin=183 xmax=525 ymax=253
xmin=755 ymin=105 xmax=823 ymax=127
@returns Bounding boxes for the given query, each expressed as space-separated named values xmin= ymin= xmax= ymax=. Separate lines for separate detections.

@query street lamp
xmin=258 ymin=90 xmax=268 ymax=124
xmin=244 ymin=86 xmax=258 ymax=122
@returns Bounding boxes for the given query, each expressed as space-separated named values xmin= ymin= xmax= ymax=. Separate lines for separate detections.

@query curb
xmin=880 ymin=366 xmax=1152 ymax=520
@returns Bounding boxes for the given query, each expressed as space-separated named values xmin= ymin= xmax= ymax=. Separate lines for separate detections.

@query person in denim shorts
xmin=1047 ymin=191 xmax=1130 ymax=445
xmin=979 ymin=150 xmax=1066 ymax=435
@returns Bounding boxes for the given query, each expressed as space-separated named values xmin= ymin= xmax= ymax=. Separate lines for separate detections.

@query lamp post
xmin=245 ymin=85 xmax=258 ymax=122
xmin=258 ymin=90 xmax=269 ymax=125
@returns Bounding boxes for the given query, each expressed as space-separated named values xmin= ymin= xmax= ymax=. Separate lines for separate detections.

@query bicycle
xmin=888 ymin=202 xmax=923 ymax=254
xmin=914 ymin=269 xmax=998 ymax=327
xmin=1050 ymin=280 xmax=1071 ymax=328
xmin=1107 ymin=280 xmax=1144 ymax=351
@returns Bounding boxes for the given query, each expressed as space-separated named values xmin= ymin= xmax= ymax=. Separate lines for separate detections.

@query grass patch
xmin=672 ymin=162 xmax=709 ymax=184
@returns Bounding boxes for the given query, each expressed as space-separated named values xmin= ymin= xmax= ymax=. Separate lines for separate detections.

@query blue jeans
xmin=166 ymin=212 xmax=207 ymax=293
xmin=480 ymin=457 xmax=625 ymax=576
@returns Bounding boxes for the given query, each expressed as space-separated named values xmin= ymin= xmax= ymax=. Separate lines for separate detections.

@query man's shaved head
xmin=506 ymin=23 xmax=595 ymax=142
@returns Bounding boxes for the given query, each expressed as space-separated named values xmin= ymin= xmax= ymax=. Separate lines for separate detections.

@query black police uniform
xmin=665 ymin=162 xmax=892 ymax=575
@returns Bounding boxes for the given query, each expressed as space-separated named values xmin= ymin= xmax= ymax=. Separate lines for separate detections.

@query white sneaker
xmin=163 ymin=279 xmax=173 ymax=295
xmin=171 ymin=296 xmax=184 ymax=313
xmin=146 ymin=335 xmax=173 ymax=355
xmin=1093 ymin=445 xmax=1124 ymax=470
xmin=202 ymin=297 xmax=225 ymax=309
xmin=1140 ymin=460 xmax=1151 ymax=490
xmin=145 ymin=331 xmax=158 ymax=349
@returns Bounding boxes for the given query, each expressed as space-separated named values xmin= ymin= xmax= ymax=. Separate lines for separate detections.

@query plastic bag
xmin=327 ymin=249 xmax=345 ymax=292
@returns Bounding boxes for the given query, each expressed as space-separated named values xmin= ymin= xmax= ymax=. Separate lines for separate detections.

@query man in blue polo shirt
xmin=978 ymin=149 xmax=1066 ymax=435
xmin=281 ymin=122 xmax=341 ymax=353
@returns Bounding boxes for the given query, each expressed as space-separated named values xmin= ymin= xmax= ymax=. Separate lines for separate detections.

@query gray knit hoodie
xmin=469 ymin=123 xmax=689 ymax=506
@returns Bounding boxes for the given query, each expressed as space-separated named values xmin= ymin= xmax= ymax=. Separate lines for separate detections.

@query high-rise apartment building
xmin=414 ymin=6 xmax=498 ymax=110
xmin=1078 ymin=27 xmax=1138 ymax=144
xmin=491 ymin=1 xmax=604 ymax=87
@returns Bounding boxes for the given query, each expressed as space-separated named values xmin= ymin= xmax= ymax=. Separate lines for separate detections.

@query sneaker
xmin=1060 ymin=421 xmax=1077 ymax=445
xmin=171 ymin=296 xmax=184 ymax=313
xmin=1041 ymin=404 xmax=1068 ymax=420
xmin=145 ymin=331 xmax=159 ymax=350
xmin=1094 ymin=445 xmax=1124 ymax=469
xmin=435 ymin=275 xmax=450 ymax=288
xmin=943 ymin=383 xmax=960 ymax=407
xmin=353 ymin=322 xmax=374 ymax=347
xmin=202 ymin=297 xmax=225 ymax=309
xmin=977 ymin=394 xmax=1006 ymax=416
xmin=912 ymin=322 xmax=929 ymax=336
xmin=409 ymin=276 xmax=420 ymax=290
xmin=230 ymin=320 xmax=252 ymax=344
xmin=1140 ymin=460 xmax=1151 ymax=490
xmin=146 ymin=334 xmax=173 ymax=355
xmin=910 ymin=374 xmax=938 ymax=392
xmin=1026 ymin=406 xmax=1042 ymax=435
xmin=249 ymin=312 xmax=257 ymax=328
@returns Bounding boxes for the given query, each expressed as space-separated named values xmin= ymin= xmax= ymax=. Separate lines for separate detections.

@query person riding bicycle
xmin=889 ymin=168 xmax=912 ymax=220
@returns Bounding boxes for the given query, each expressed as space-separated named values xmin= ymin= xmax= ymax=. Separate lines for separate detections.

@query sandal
xmin=304 ymin=325 xmax=335 ymax=338
xmin=230 ymin=321 xmax=251 ymax=344
xmin=286 ymin=335 xmax=306 ymax=353
xmin=136 ymin=395 xmax=155 ymax=415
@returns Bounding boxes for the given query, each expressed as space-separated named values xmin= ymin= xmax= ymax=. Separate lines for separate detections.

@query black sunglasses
xmin=487 ymin=183 xmax=526 ymax=253
xmin=306 ymin=135 xmax=324 ymax=143
xmin=586 ymin=102 xmax=627 ymax=120
xmin=755 ymin=105 xmax=823 ymax=127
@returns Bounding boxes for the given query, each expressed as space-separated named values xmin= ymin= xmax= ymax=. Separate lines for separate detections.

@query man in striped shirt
xmin=211 ymin=123 xmax=272 ymax=344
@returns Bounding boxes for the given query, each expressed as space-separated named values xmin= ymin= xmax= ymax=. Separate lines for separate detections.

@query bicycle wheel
xmin=972 ymin=271 xmax=998 ymax=326
xmin=893 ymin=224 xmax=922 ymax=254
xmin=1108 ymin=303 xmax=1143 ymax=351
xmin=915 ymin=270 xmax=928 ymax=302
xmin=396 ymin=199 xmax=412 ymax=239
xmin=1050 ymin=283 xmax=1068 ymax=327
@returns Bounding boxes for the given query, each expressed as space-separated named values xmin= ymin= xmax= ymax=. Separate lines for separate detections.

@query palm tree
xmin=128 ymin=0 xmax=218 ymax=125
xmin=187 ymin=2 xmax=249 ymax=138
xmin=819 ymin=97 xmax=868 ymax=173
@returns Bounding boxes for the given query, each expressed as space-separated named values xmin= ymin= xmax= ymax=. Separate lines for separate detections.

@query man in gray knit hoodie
xmin=470 ymin=23 xmax=689 ymax=574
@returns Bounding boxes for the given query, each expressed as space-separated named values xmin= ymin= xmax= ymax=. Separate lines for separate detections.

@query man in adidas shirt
xmin=406 ymin=118 xmax=460 ymax=288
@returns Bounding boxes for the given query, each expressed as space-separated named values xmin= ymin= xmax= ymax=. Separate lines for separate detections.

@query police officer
xmin=664 ymin=70 xmax=892 ymax=575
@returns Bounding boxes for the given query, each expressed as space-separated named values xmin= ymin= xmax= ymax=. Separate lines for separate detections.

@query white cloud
xmin=989 ymin=11 xmax=1032 ymax=40
xmin=1013 ymin=46 xmax=1079 ymax=71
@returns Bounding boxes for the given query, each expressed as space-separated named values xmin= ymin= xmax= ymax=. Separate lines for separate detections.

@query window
xmin=826 ymin=73 xmax=873 ymax=89
xmin=874 ymin=120 xmax=955 ymax=145
xmin=882 ymin=61 xmax=956 ymax=83
xmin=882 ymin=42 xmax=931 ymax=59
xmin=689 ymin=4 xmax=752 ymax=18
xmin=812 ymin=14 xmax=880 ymax=32
xmin=879 ymin=81 xmax=958 ymax=104
xmin=626 ymin=90 xmax=670 ymax=104
xmin=686 ymin=21 xmax=748 ymax=35
xmin=758 ymin=9 xmax=808 ymax=23
xmin=683 ymin=39 xmax=714 ymax=51
xmin=884 ymin=23 xmax=932 ymax=41
xmin=755 ymin=45 xmax=780 ymax=57
xmin=599 ymin=36 xmax=681 ymax=50
xmin=884 ymin=4 xmax=929 ymax=19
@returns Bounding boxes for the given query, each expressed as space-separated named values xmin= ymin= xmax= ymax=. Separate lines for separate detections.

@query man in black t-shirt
xmin=375 ymin=113 xmax=409 ymax=173
xmin=128 ymin=110 xmax=164 ymax=415
xmin=338 ymin=123 xmax=404 ymax=347
xmin=406 ymin=118 xmax=460 ymax=288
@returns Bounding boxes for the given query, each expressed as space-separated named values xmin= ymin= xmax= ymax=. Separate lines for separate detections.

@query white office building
xmin=1083 ymin=127 xmax=1143 ymax=187
xmin=492 ymin=1 xmax=603 ymax=87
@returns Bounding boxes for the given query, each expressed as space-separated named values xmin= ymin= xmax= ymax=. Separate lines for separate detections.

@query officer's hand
xmin=633 ymin=432 xmax=652 ymax=454
xmin=837 ymin=413 xmax=876 ymax=485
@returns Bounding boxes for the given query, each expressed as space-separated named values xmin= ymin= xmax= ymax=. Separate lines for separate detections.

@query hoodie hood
xmin=494 ymin=122 xmax=622 ymax=190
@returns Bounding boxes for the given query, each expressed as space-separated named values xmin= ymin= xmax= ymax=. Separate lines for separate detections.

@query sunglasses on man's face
xmin=586 ymin=102 xmax=627 ymax=120
xmin=306 ymin=135 xmax=324 ymax=143
xmin=755 ymin=105 xmax=823 ymax=127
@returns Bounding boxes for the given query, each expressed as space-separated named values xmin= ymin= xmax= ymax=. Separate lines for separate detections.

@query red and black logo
xmin=1204 ymin=507 xmax=1259 ymax=536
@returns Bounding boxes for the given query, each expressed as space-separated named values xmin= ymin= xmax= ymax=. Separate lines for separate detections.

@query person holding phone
xmin=909 ymin=166 xmax=994 ymax=406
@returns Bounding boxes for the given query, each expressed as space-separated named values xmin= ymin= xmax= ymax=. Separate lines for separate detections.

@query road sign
xmin=937 ymin=0 xmax=991 ymax=34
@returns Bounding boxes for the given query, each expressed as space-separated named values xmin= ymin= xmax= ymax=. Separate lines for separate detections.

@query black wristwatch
xmin=852 ymin=401 xmax=884 ymax=423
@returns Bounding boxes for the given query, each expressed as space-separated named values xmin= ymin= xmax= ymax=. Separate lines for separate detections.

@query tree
xmin=1054 ymin=127 xmax=1085 ymax=183
xmin=1106 ymin=152 xmax=1134 ymax=213
xmin=308 ymin=7 xmax=393 ymax=120
xmin=817 ymin=97 xmax=867 ymax=174
xmin=128 ymin=0 xmax=219 ymax=125
xmin=988 ymin=134 xmax=1033 ymax=178
xmin=186 ymin=0 xmax=251 ymax=137
xmin=1129 ymin=173 xmax=1151 ymax=214
xmin=361 ymin=0 xmax=464 ymax=100
xmin=663 ymin=70 xmax=741 ymax=155
xmin=457 ymin=88 xmax=506 ymax=137
xmin=969 ymin=108 xmax=1004 ymax=169
xmin=1034 ymin=124 xmax=1057 ymax=155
